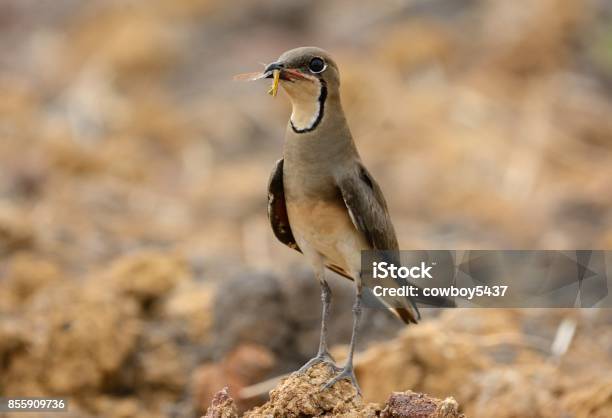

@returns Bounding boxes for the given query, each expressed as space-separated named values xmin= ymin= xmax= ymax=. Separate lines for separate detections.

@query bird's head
xmin=264 ymin=47 xmax=339 ymax=98
xmin=263 ymin=47 xmax=340 ymax=133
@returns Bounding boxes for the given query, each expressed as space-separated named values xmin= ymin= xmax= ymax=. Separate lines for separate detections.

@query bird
xmin=260 ymin=47 xmax=421 ymax=394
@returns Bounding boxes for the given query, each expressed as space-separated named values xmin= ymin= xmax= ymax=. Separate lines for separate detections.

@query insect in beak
xmin=234 ymin=63 xmax=309 ymax=96
xmin=267 ymin=69 xmax=280 ymax=97
xmin=233 ymin=69 xmax=282 ymax=97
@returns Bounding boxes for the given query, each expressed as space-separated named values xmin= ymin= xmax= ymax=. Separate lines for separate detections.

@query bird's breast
xmin=286 ymin=198 xmax=366 ymax=275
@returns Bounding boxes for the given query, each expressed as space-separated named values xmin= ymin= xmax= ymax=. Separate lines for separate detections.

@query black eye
xmin=308 ymin=57 xmax=326 ymax=73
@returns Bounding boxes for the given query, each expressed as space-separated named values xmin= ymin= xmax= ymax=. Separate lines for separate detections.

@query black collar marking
xmin=290 ymin=80 xmax=328 ymax=134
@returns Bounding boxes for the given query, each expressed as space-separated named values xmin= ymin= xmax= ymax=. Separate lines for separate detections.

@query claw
xmin=296 ymin=352 xmax=340 ymax=375
xmin=322 ymin=365 xmax=361 ymax=396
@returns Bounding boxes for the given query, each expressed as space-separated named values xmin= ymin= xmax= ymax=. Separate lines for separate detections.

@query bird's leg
xmin=297 ymin=276 xmax=339 ymax=374
xmin=322 ymin=277 xmax=362 ymax=395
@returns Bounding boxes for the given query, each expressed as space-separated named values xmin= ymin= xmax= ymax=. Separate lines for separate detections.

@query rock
xmin=163 ymin=280 xmax=215 ymax=343
xmin=195 ymin=364 xmax=227 ymax=412
xmin=201 ymin=363 xmax=467 ymax=417
xmin=461 ymin=367 xmax=565 ymax=418
xmin=224 ymin=344 xmax=277 ymax=386
xmin=245 ymin=363 xmax=378 ymax=418
xmin=356 ymin=319 xmax=485 ymax=403
xmin=3 ymin=282 xmax=141 ymax=396
xmin=0 ymin=253 xmax=62 ymax=313
xmin=0 ymin=207 xmax=34 ymax=256
xmin=212 ymin=272 xmax=292 ymax=356
xmin=194 ymin=344 xmax=276 ymax=413
xmin=136 ymin=324 xmax=189 ymax=391
xmin=0 ymin=319 xmax=28 ymax=393
xmin=105 ymin=250 xmax=188 ymax=311
xmin=381 ymin=391 xmax=464 ymax=418
xmin=203 ymin=387 xmax=239 ymax=418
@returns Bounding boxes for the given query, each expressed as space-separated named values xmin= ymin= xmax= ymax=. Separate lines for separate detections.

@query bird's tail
xmin=389 ymin=289 xmax=456 ymax=324
xmin=373 ymin=251 xmax=455 ymax=325
xmin=392 ymin=306 xmax=419 ymax=324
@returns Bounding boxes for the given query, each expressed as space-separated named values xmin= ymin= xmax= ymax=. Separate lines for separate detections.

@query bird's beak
xmin=263 ymin=62 xmax=309 ymax=82
xmin=264 ymin=62 xmax=285 ymax=78
xmin=264 ymin=62 xmax=283 ymax=96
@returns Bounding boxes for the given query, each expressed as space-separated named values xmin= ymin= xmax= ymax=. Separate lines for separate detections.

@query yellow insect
xmin=267 ymin=69 xmax=280 ymax=97
xmin=234 ymin=67 xmax=292 ymax=97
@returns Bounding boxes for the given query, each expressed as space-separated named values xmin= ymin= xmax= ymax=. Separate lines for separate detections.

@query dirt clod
xmin=381 ymin=391 xmax=464 ymax=418
xmin=204 ymin=387 xmax=239 ymax=418
xmin=202 ymin=363 xmax=466 ymax=418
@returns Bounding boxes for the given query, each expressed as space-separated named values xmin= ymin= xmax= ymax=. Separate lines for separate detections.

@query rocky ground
xmin=1 ymin=259 xmax=611 ymax=417
xmin=206 ymin=309 xmax=612 ymax=418
xmin=203 ymin=364 xmax=464 ymax=418
xmin=1 ymin=0 xmax=612 ymax=417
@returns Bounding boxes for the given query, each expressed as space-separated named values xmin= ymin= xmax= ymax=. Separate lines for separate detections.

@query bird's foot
xmin=296 ymin=351 xmax=340 ymax=375
xmin=321 ymin=364 xmax=361 ymax=396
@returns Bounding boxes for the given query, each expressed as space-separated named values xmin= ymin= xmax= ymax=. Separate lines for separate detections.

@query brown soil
xmin=204 ymin=363 xmax=465 ymax=418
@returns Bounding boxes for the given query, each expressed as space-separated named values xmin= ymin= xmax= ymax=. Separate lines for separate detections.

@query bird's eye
xmin=308 ymin=57 xmax=326 ymax=73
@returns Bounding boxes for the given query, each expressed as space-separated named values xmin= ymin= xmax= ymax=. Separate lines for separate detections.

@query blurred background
xmin=1 ymin=0 xmax=611 ymax=417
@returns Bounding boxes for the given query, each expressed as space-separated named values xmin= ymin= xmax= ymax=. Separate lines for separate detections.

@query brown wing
xmin=338 ymin=163 xmax=400 ymax=251
xmin=267 ymin=159 xmax=300 ymax=252
xmin=338 ymin=162 xmax=419 ymax=324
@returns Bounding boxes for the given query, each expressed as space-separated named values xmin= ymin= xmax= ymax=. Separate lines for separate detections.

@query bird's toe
xmin=321 ymin=366 xmax=361 ymax=396
xmin=296 ymin=352 xmax=339 ymax=375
